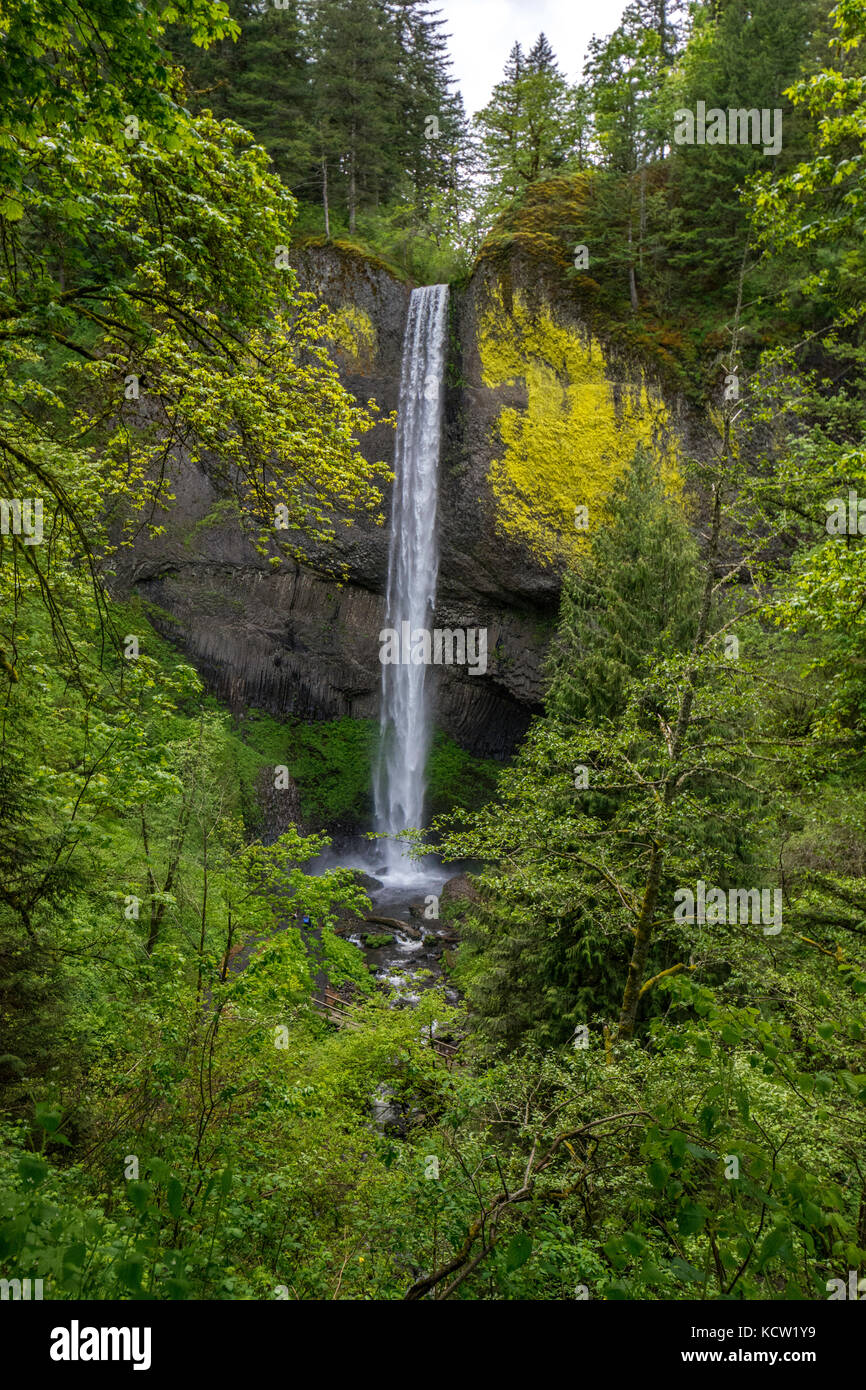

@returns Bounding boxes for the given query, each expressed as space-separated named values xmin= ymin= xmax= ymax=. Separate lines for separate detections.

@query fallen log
xmin=364 ymin=914 xmax=422 ymax=939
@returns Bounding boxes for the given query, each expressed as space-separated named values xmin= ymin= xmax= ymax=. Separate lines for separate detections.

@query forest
xmin=1 ymin=0 xmax=866 ymax=1317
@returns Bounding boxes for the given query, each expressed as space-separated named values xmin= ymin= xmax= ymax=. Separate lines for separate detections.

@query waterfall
xmin=374 ymin=283 xmax=449 ymax=880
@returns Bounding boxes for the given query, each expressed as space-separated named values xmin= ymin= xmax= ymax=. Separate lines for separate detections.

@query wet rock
xmin=398 ymin=919 xmax=423 ymax=940
xmin=351 ymin=870 xmax=383 ymax=893
xmin=255 ymin=765 xmax=302 ymax=843
xmin=441 ymin=873 xmax=481 ymax=905
xmin=333 ymin=905 xmax=371 ymax=938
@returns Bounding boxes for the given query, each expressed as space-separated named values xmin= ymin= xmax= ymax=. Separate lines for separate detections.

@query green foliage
xmin=547 ymin=445 xmax=702 ymax=725
xmin=664 ymin=0 xmax=824 ymax=311
xmin=474 ymin=35 xmax=590 ymax=224
xmin=240 ymin=712 xmax=377 ymax=828
xmin=169 ymin=0 xmax=469 ymax=251
xmin=427 ymin=729 xmax=501 ymax=818
xmin=744 ymin=0 xmax=866 ymax=728
xmin=236 ymin=712 xmax=500 ymax=829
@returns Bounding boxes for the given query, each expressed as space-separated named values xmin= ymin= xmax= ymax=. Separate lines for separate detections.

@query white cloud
xmin=436 ymin=0 xmax=630 ymax=115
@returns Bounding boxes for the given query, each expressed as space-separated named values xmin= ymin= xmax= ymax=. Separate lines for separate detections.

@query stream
xmin=304 ymin=838 xmax=464 ymax=1005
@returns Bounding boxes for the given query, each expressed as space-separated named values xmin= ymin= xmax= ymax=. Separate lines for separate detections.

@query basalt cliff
xmin=114 ymin=239 xmax=708 ymax=759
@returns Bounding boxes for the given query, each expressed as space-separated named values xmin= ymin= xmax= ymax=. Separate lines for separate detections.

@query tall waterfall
xmin=374 ymin=283 xmax=449 ymax=879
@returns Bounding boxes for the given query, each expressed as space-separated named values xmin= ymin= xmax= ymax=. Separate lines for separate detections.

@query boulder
xmin=351 ymin=870 xmax=383 ymax=893
xmin=441 ymin=873 xmax=481 ymax=905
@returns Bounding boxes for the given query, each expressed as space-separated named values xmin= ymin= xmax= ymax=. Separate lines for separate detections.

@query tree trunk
xmin=617 ymin=840 xmax=664 ymax=1038
xmin=639 ymin=164 xmax=647 ymax=271
xmin=628 ymin=216 xmax=640 ymax=313
xmin=625 ymin=204 xmax=639 ymax=311
xmin=348 ymin=120 xmax=357 ymax=234
xmin=195 ymin=831 xmax=209 ymax=1003
xmin=322 ymin=156 xmax=330 ymax=240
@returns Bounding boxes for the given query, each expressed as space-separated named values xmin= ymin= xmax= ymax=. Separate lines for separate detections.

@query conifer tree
xmin=389 ymin=0 xmax=464 ymax=216
xmin=547 ymin=446 xmax=701 ymax=726
xmin=169 ymin=1 xmax=315 ymax=193
xmin=666 ymin=0 xmax=822 ymax=307
xmin=583 ymin=2 xmax=685 ymax=309
xmin=431 ymin=448 xmax=708 ymax=1048
xmin=474 ymin=34 xmax=587 ymax=221
xmin=170 ymin=0 xmax=463 ymax=234
xmin=306 ymin=0 xmax=401 ymax=231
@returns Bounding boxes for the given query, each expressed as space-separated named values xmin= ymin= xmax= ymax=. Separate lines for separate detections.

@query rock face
xmin=256 ymin=765 xmax=303 ymax=842
xmin=115 ymin=238 xmax=707 ymax=760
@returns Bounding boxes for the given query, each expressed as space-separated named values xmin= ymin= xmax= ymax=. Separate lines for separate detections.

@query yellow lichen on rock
xmin=478 ymin=288 xmax=681 ymax=567
xmin=324 ymin=305 xmax=378 ymax=373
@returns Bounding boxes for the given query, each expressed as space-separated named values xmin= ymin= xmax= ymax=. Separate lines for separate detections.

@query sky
xmin=436 ymin=0 xmax=631 ymax=115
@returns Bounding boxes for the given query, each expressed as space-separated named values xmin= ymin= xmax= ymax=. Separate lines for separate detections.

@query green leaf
xmin=164 ymin=1275 xmax=191 ymax=1300
xmin=604 ymin=1279 xmax=631 ymax=1299
xmin=669 ymin=1131 xmax=687 ymax=1168
xmin=669 ymin=1256 xmax=703 ymax=1284
xmin=676 ymin=1202 xmax=708 ymax=1235
xmin=757 ymin=1226 xmax=791 ymax=1270
xmin=18 ymin=1154 xmax=48 ymax=1187
xmin=63 ymin=1242 xmax=86 ymax=1271
xmin=126 ymin=1180 xmax=152 ymax=1216
xmin=648 ymin=1159 xmax=669 ymax=1191
xmin=34 ymin=1102 xmax=62 ymax=1133
xmin=603 ymin=1236 xmax=629 ymax=1271
xmin=118 ymin=1256 xmax=146 ymax=1291
xmin=686 ymin=1142 xmax=716 ymax=1161
xmin=504 ymin=1231 xmax=532 ymax=1272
